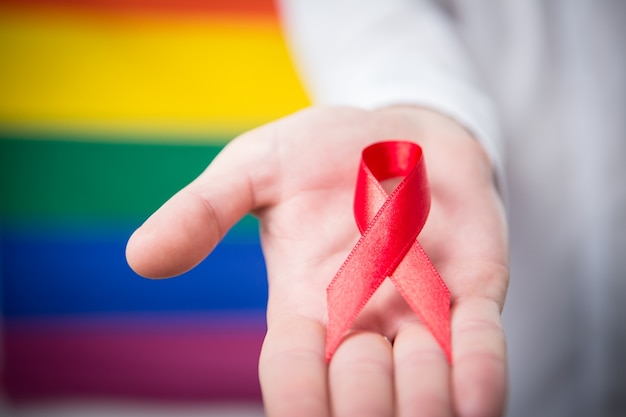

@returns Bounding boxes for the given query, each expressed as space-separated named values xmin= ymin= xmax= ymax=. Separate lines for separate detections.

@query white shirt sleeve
xmin=278 ymin=0 xmax=504 ymax=175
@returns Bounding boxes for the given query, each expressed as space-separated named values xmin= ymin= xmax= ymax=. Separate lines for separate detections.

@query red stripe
xmin=0 ymin=0 xmax=277 ymax=18
xmin=4 ymin=316 xmax=265 ymax=401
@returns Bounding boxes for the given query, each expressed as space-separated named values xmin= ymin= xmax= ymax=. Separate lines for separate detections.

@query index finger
xmin=259 ymin=315 xmax=330 ymax=417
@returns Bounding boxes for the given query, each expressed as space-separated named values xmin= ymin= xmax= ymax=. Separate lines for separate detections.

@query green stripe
xmin=1 ymin=133 xmax=243 ymax=225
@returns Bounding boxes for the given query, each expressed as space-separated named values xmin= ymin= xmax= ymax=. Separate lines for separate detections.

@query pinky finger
xmin=451 ymin=297 xmax=507 ymax=417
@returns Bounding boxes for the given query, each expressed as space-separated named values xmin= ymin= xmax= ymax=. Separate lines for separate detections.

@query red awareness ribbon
xmin=325 ymin=141 xmax=451 ymax=362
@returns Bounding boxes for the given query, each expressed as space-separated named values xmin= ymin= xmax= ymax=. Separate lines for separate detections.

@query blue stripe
xmin=1 ymin=225 xmax=268 ymax=317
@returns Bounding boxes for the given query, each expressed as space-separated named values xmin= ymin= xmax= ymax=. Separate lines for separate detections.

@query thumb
xmin=126 ymin=133 xmax=274 ymax=278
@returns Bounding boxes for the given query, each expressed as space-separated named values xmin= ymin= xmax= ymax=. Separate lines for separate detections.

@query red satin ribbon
xmin=325 ymin=141 xmax=451 ymax=362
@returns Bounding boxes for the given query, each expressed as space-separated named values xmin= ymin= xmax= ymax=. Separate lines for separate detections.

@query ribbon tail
xmin=389 ymin=242 xmax=452 ymax=362
xmin=326 ymin=270 xmax=387 ymax=362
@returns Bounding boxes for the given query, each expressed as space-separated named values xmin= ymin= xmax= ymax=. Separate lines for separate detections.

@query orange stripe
xmin=0 ymin=0 xmax=277 ymax=18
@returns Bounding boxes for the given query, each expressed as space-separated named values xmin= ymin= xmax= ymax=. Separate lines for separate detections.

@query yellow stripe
xmin=0 ymin=9 xmax=310 ymax=140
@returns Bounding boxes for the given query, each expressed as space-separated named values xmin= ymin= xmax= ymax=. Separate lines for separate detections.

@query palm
xmin=127 ymin=106 xmax=509 ymax=417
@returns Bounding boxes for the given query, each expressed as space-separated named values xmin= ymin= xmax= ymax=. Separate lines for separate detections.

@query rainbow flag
xmin=0 ymin=0 xmax=309 ymax=402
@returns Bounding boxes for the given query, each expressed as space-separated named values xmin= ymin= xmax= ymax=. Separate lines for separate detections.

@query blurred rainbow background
xmin=0 ymin=0 xmax=308 ymax=405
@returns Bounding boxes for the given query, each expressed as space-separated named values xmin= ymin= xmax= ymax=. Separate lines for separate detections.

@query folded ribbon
xmin=325 ymin=141 xmax=451 ymax=362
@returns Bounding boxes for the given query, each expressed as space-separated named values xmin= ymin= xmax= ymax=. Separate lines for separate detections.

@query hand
xmin=126 ymin=106 xmax=509 ymax=417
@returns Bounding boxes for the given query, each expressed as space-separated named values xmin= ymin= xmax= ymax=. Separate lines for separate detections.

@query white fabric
xmin=278 ymin=1 xmax=626 ymax=416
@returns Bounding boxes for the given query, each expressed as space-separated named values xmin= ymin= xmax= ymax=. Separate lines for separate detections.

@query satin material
xmin=325 ymin=141 xmax=451 ymax=362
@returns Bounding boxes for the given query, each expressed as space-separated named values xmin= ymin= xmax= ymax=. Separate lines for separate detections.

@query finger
xmin=259 ymin=315 xmax=329 ymax=417
xmin=126 ymin=132 xmax=276 ymax=278
xmin=451 ymin=297 xmax=507 ymax=417
xmin=329 ymin=331 xmax=394 ymax=417
xmin=393 ymin=321 xmax=452 ymax=417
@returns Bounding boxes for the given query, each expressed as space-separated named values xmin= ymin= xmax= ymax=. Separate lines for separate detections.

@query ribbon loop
xmin=325 ymin=141 xmax=451 ymax=362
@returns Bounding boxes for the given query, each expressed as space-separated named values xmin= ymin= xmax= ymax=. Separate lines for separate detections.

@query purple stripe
xmin=3 ymin=314 xmax=266 ymax=402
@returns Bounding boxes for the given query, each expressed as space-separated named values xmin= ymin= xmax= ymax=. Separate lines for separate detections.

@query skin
xmin=126 ymin=105 xmax=509 ymax=417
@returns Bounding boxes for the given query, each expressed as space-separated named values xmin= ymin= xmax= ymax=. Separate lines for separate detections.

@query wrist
xmin=373 ymin=105 xmax=495 ymax=184
xmin=377 ymin=105 xmax=476 ymax=139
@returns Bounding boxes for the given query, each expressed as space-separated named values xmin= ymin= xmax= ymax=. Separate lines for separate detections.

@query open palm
xmin=127 ymin=106 xmax=509 ymax=417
